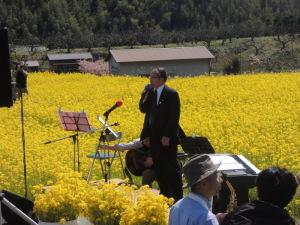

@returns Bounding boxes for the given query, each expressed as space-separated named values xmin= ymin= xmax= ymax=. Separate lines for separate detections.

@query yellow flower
xmin=0 ymin=71 xmax=300 ymax=218
xmin=59 ymin=218 xmax=66 ymax=224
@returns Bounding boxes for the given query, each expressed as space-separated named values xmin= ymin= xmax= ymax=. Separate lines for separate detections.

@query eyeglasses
xmin=150 ymin=75 xmax=161 ymax=79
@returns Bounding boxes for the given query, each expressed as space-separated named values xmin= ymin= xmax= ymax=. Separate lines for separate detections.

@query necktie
xmin=149 ymin=90 xmax=157 ymax=125
xmin=153 ymin=89 xmax=157 ymax=105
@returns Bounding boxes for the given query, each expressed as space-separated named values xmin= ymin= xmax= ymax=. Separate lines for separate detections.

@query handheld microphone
xmin=103 ymin=100 xmax=123 ymax=117
xmin=145 ymin=84 xmax=153 ymax=91
xmin=141 ymin=84 xmax=153 ymax=103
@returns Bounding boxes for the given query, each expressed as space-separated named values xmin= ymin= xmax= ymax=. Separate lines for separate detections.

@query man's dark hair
xmin=152 ymin=67 xmax=167 ymax=81
xmin=256 ymin=167 xmax=297 ymax=208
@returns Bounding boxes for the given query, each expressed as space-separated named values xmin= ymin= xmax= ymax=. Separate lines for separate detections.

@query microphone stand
xmin=45 ymin=133 xmax=80 ymax=171
xmin=98 ymin=113 xmax=118 ymax=182
xmin=20 ymin=91 xmax=28 ymax=198
xmin=44 ymin=128 xmax=101 ymax=172
xmin=0 ymin=193 xmax=38 ymax=225
xmin=101 ymin=115 xmax=110 ymax=182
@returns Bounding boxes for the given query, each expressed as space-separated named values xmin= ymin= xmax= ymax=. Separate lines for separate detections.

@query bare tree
xmin=274 ymin=34 xmax=295 ymax=51
xmin=227 ymin=40 xmax=249 ymax=55
xmin=247 ymin=40 xmax=267 ymax=56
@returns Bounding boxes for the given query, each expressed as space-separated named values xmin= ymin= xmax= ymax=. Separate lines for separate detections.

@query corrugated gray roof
xmin=47 ymin=53 xmax=93 ymax=61
xmin=25 ymin=60 xmax=39 ymax=67
xmin=109 ymin=46 xmax=215 ymax=63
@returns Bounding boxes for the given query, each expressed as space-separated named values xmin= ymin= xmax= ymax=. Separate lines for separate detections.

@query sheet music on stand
xmin=57 ymin=110 xmax=92 ymax=172
xmin=97 ymin=116 xmax=120 ymax=140
xmin=58 ymin=111 xmax=92 ymax=132
xmin=210 ymin=154 xmax=245 ymax=171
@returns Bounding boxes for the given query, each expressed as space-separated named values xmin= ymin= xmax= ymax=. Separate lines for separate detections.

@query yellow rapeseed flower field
xmin=0 ymin=72 xmax=299 ymax=216
xmin=33 ymin=172 xmax=171 ymax=224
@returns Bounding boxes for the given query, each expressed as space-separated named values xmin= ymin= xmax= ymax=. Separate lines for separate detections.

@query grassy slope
xmin=13 ymin=35 xmax=300 ymax=73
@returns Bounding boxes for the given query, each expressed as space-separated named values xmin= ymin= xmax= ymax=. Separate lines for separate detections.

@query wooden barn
xmin=106 ymin=46 xmax=215 ymax=76
xmin=25 ymin=60 xmax=39 ymax=72
xmin=47 ymin=53 xmax=93 ymax=73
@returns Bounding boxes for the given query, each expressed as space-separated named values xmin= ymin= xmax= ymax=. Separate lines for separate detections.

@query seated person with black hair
xmin=222 ymin=167 xmax=299 ymax=225
xmin=98 ymin=137 xmax=156 ymax=187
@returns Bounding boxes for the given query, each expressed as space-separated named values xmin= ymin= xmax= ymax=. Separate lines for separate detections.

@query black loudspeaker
xmin=1 ymin=190 xmax=38 ymax=225
xmin=0 ymin=27 xmax=13 ymax=108
xmin=180 ymin=136 xmax=215 ymax=155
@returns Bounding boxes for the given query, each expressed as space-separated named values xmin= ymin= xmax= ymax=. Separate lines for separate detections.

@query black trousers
xmin=151 ymin=143 xmax=183 ymax=202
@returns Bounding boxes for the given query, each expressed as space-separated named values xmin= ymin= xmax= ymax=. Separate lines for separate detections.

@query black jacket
xmin=139 ymin=85 xmax=180 ymax=145
xmin=15 ymin=70 xmax=27 ymax=89
xmin=222 ymin=200 xmax=295 ymax=225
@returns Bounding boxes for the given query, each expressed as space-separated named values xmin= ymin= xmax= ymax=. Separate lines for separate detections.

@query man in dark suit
xmin=139 ymin=67 xmax=183 ymax=201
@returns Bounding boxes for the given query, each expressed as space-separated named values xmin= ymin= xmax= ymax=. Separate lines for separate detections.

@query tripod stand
xmin=86 ymin=116 xmax=125 ymax=182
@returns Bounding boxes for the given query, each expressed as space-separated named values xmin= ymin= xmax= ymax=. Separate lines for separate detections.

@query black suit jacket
xmin=139 ymin=85 xmax=180 ymax=146
xmin=139 ymin=86 xmax=153 ymax=140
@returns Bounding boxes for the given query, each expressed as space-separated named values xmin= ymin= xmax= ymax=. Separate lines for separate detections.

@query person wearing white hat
xmin=169 ymin=154 xmax=224 ymax=225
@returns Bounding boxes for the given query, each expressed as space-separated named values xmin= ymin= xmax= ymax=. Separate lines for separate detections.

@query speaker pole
xmin=20 ymin=92 xmax=28 ymax=198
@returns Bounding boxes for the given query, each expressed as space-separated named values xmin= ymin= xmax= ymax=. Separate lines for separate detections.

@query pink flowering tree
xmin=78 ymin=60 xmax=109 ymax=75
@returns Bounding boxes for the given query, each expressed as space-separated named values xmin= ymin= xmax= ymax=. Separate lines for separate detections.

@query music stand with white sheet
xmin=97 ymin=116 xmax=120 ymax=140
xmin=86 ymin=116 xmax=124 ymax=182
xmin=209 ymin=153 xmax=260 ymax=206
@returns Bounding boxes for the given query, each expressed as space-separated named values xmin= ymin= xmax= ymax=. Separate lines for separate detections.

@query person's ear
xmin=200 ymin=179 xmax=208 ymax=187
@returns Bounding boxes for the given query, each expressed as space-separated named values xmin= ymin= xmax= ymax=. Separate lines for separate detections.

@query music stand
xmin=86 ymin=116 xmax=124 ymax=182
xmin=58 ymin=110 xmax=92 ymax=172
xmin=45 ymin=110 xmax=92 ymax=172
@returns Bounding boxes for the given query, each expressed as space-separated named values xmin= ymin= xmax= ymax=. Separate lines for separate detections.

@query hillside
xmin=13 ymin=35 xmax=300 ymax=73
xmin=1 ymin=0 xmax=299 ymax=49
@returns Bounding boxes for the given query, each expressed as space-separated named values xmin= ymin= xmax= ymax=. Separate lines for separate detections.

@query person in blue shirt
xmin=169 ymin=154 xmax=225 ymax=225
